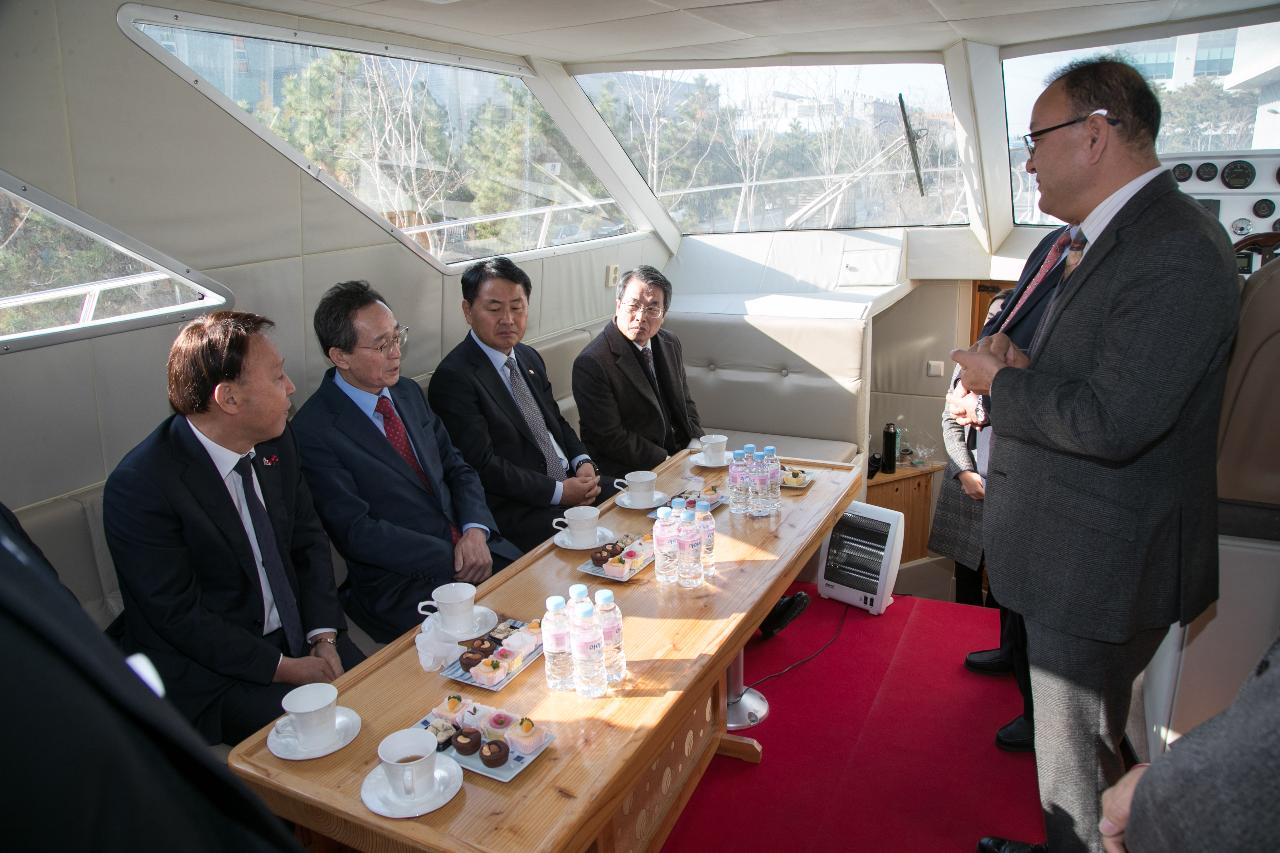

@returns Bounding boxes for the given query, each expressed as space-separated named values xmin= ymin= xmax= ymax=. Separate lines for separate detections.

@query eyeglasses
xmin=620 ymin=300 xmax=664 ymax=319
xmin=1023 ymin=109 xmax=1120 ymax=157
xmin=357 ymin=325 xmax=408 ymax=356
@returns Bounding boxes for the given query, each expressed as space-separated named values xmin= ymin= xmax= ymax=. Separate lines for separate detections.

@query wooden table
xmin=230 ymin=450 xmax=862 ymax=853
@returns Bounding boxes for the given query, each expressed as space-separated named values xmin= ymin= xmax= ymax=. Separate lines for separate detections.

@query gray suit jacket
xmin=984 ymin=171 xmax=1238 ymax=643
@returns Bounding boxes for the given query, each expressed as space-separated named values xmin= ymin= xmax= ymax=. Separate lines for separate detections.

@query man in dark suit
xmin=955 ymin=59 xmax=1238 ymax=853
xmin=1 ymin=502 xmax=301 ymax=851
xmin=293 ymin=281 xmax=519 ymax=643
xmin=572 ymin=265 xmax=704 ymax=479
xmin=428 ymin=257 xmax=610 ymax=552
xmin=104 ymin=312 xmax=364 ymax=747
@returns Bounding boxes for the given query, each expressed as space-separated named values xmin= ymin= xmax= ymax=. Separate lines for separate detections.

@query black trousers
xmin=992 ymin=592 xmax=1034 ymax=724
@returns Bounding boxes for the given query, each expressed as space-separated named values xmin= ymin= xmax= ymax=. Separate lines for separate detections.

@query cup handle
xmin=418 ymin=600 xmax=437 ymax=616
xmin=613 ymin=479 xmax=628 ymax=491
xmin=275 ymin=717 xmax=297 ymax=741
xmin=403 ymin=767 xmax=416 ymax=800
xmin=551 ymin=518 xmax=568 ymax=531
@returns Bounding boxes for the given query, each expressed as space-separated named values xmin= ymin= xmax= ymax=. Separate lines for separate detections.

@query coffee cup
xmin=552 ymin=505 xmax=599 ymax=548
xmin=700 ymin=435 xmax=728 ymax=465
xmin=612 ymin=470 xmax=657 ymax=505
xmin=378 ymin=728 xmax=439 ymax=802
xmin=430 ymin=581 xmax=477 ymax=635
xmin=276 ymin=682 xmax=339 ymax=750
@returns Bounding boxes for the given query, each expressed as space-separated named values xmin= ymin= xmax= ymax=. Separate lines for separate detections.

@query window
xmin=133 ymin=19 xmax=634 ymax=264
xmin=576 ymin=65 xmax=969 ymax=234
xmin=0 ymin=173 xmax=227 ymax=350
xmin=1003 ymin=22 xmax=1280 ymax=226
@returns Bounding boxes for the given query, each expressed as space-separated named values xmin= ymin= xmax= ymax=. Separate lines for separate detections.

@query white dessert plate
xmin=577 ymin=551 xmax=655 ymax=583
xmin=781 ymin=473 xmax=814 ymax=489
xmin=689 ymin=452 xmax=729 ymax=469
xmin=440 ymin=620 xmax=544 ymax=692
xmin=267 ymin=706 xmax=362 ymax=760
xmin=615 ymin=490 xmax=670 ymax=510
xmin=434 ymin=605 xmax=499 ymax=642
xmin=360 ymin=754 xmax=463 ymax=819
xmin=647 ymin=493 xmax=724 ymax=519
xmin=552 ymin=526 xmax=617 ymax=551
xmin=447 ymin=731 xmax=556 ymax=783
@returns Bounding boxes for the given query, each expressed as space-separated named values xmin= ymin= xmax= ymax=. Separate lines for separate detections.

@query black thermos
xmin=882 ymin=423 xmax=897 ymax=474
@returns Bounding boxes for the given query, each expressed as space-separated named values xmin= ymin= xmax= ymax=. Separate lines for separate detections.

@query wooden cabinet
xmin=865 ymin=462 xmax=943 ymax=563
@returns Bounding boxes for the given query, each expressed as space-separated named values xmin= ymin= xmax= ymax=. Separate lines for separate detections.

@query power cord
xmin=746 ymin=606 xmax=849 ymax=689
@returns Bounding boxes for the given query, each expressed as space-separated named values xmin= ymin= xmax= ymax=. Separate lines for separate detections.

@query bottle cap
xmin=754 ymin=451 xmax=765 ymax=461
xmin=671 ymin=497 xmax=685 ymax=509
xmin=682 ymin=510 xmax=696 ymax=521
xmin=696 ymin=500 xmax=711 ymax=511
xmin=568 ymin=583 xmax=588 ymax=600
xmin=743 ymin=443 xmax=756 ymax=454
xmin=733 ymin=449 xmax=745 ymax=460
xmin=763 ymin=445 xmax=776 ymax=454
xmin=656 ymin=506 xmax=672 ymax=519
xmin=546 ymin=595 xmax=566 ymax=611
xmin=575 ymin=601 xmax=595 ymax=618
xmin=594 ymin=589 xmax=614 ymax=606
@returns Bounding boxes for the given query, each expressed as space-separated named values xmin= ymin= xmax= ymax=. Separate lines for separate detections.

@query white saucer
xmin=690 ymin=452 xmax=729 ymax=469
xmin=552 ymin=526 xmax=617 ymax=551
xmin=434 ymin=605 xmax=499 ymax=641
xmin=267 ymin=706 xmax=362 ymax=760
xmin=361 ymin=754 xmax=463 ymax=819
xmin=616 ymin=490 xmax=670 ymax=510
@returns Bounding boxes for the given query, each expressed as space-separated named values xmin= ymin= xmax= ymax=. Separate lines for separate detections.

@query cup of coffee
xmin=552 ymin=505 xmax=599 ymax=548
xmin=613 ymin=470 xmax=657 ymax=505
xmin=378 ymin=728 xmax=439 ymax=802
xmin=430 ymin=581 xmax=477 ymax=635
xmin=276 ymin=682 xmax=339 ymax=750
xmin=700 ymin=434 xmax=728 ymax=465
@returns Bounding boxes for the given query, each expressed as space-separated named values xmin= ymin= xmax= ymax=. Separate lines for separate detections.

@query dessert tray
xmin=418 ymin=694 xmax=555 ymax=783
xmin=781 ymin=466 xmax=814 ymax=489
xmin=440 ymin=619 xmax=543 ymax=692
xmin=577 ymin=533 xmax=655 ymax=582
xmin=647 ymin=486 xmax=724 ymax=518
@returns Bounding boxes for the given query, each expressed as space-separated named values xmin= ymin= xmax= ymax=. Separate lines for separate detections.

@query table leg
xmin=725 ymin=648 xmax=769 ymax=731
xmin=716 ymin=733 xmax=763 ymax=764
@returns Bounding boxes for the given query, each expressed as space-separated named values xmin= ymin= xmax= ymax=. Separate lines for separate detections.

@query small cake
xmin=458 ymin=650 xmax=486 ymax=672
xmin=426 ymin=719 xmax=458 ymax=751
xmin=523 ymin=619 xmax=542 ymax=640
xmin=451 ymin=727 xmax=482 ymax=755
xmin=785 ymin=468 xmax=807 ymax=485
xmin=502 ymin=630 xmax=538 ymax=657
xmin=484 ymin=711 xmax=515 ymax=740
xmin=431 ymin=693 xmax=468 ymax=721
xmin=506 ymin=717 xmax=547 ymax=755
xmin=466 ymin=637 xmax=498 ymax=656
xmin=470 ymin=658 xmax=508 ymax=686
xmin=602 ymin=555 xmax=629 ymax=580
xmin=489 ymin=619 xmax=519 ymax=641
xmin=479 ymin=739 xmax=510 ymax=768
xmin=458 ymin=703 xmax=493 ymax=731
xmin=494 ymin=646 xmax=523 ymax=669
xmin=590 ymin=546 xmax=613 ymax=567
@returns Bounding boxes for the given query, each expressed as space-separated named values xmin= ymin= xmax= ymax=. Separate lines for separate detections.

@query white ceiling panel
xmin=354 ymin=0 xmax=670 ymax=37
xmin=650 ymin=0 xmax=766 ymax=8
xmin=952 ymin=0 xmax=1178 ymax=44
xmin=686 ymin=0 xmax=943 ymax=37
xmin=766 ymin=21 xmax=962 ymax=52
xmin=286 ymin=2 xmax=538 ymax=55
xmin=509 ymin=11 xmax=752 ymax=56
xmin=1171 ymin=0 xmax=1280 ymax=16
xmin=930 ymin=0 xmax=1125 ymax=16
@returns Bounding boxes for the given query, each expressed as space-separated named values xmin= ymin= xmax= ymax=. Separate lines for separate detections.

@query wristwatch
xmin=309 ymin=635 xmax=337 ymax=647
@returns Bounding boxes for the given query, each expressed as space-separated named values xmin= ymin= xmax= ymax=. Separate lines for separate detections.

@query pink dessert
xmin=506 ymin=717 xmax=548 ymax=755
xmin=470 ymin=658 xmax=508 ymax=686
xmin=483 ymin=711 xmax=515 ymax=740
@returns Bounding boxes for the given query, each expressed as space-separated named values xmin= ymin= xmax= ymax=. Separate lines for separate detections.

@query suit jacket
xmin=0 ymin=505 xmax=300 ymax=852
xmin=984 ymin=171 xmax=1239 ymax=643
xmin=103 ymin=416 xmax=348 ymax=744
xmin=428 ymin=335 xmax=590 ymax=552
xmin=572 ymin=320 xmax=703 ymax=479
xmin=293 ymin=370 xmax=512 ymax=640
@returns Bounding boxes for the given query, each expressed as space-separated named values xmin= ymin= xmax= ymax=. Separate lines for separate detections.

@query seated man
xmin=572 ymin=265 xmax=704 ymax=479
xmin=104 ymin=312 xmax=364 ymax=746
xmin=292 ymin=281 xmax=519 ymax=642
xmin=428 ymin=257 xmax=612 ymax=553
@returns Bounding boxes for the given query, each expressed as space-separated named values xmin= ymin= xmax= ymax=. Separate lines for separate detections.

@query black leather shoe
xmin=995 ymin=714 xmax=1034 ymax=753
xmin=976 ymin=837 xmax=1047 ymax=853
xmin=965 ymin=647 xmax=1013 ymax=675
xmin=758 ymin=591 xmax=810 ymax=639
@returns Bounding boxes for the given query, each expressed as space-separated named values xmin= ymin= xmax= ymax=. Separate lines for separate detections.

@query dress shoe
xmin=976 ymin=837 xmax=1046 ymax=853
xmin=965 ymin=647 xmax=1013 ymax=675
xmin=758 ymin=591 xmax=810 ymax=639
xmin=995 ymin=714 xmax=1034 ymax=753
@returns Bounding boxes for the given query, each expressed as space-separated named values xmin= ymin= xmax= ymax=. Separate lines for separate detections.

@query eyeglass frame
xmin=618 ymin=300 xmax=665 ymax=319
xmin=1022 ymin=109 xmax=1121 ymax=157
xmin=355 ymin=324 xmax=409 ymax=356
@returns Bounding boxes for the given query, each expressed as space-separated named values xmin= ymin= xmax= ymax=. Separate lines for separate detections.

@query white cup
xmin=700 ymin=435 xmax=728 ymax=465
xmin=552 ymin=505 xmax=599 ymax=548
xmin=378 ymin=728 xmax=439 ymax=802
xmin=430 ymin=581 xmax=477 ymax=635
xmin=277 ymin=682 xmax=339 ymax=750
xmin=613 ymin=470 xmax=657 ymax=505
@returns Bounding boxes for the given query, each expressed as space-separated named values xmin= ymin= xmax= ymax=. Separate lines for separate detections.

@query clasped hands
xmin=949 ymin=333 xmax=1030 ymax=418
xmin=560 ymin=460 xmax=601 ymax=507
xmin=274 ymin=631 xmax=344 ymax=685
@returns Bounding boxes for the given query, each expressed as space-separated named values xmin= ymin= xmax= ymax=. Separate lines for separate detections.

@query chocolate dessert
xmin=458 ymin=650 xmax=485 ymax=672
xmin=452 ymin=727 xmax=482 ymax=756
xmin=466 ymin=637 xmax=498 ymax=656
xmin=479 ymin=739 xmax=510 ymax=768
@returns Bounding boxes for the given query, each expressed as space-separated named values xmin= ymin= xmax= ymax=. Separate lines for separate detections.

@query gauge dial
xmin=1221 ymin=160 xmax=1256 ymax=190
xmin=1196 ymin=162 xmax=1218 ymax=181
xmin=1230 ymin=218 xmax=1252 ymax=237
xmin=1255 ymin=199 xmax=1276 ymax=219
xmin=1171 ymin=163 xmax=1193 ymax=182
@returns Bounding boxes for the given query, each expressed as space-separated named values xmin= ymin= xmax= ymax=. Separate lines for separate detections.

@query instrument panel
xmin=1167 ymin=154 xmax=1280 ymax=272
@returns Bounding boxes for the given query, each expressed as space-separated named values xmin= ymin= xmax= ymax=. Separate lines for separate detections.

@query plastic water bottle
xmin=595 ymin=589 xmax=626 ymax=684
xmin=749 ymin=451 xmax=770 ymax=517
xmin=542 ymin=596 xmax=575 ymax=691
xmin=728 ymin=449 xmax=748 ymax=514
xmin=763 ymin=445 xmax=782 ymax=513
xmin=676 ymin=509 xmax=703 ymax=588
xmin=570 ymin=600 xmax=607 ymax=698
xmin=695 ymin=499 xmax=716 ymax=577
xmin=568 ymin=583 xmax=589 ymax=607
xmin=653 ymin=506 xmax=678 ymax=584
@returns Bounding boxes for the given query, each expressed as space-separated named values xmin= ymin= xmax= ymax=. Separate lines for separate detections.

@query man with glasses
xmin=293 ymin=281 xmax=517 ymax=643
xmin=573 ymin=265 xmax=704 ymax=480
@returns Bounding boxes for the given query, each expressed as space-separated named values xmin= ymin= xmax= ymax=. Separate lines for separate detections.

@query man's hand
xmin=310 ymin=634 xmax=344 ymax=679
xmin=986 ymin=332 xmax=1030 ymax=369
xmin=453 ymin=527 xmax=493 ymax=584
xmin=273 ymin=653 xmax=337 ymax=685
xmin=561 ymin=463 xmax=601 ymax=506
xmin=1099 ymin=764 xmax=1149 ymax=853
xmin=947 ymin=385 xmax=983 ymax=427
xmin=957 ymin=470 xmax=985 ymax=500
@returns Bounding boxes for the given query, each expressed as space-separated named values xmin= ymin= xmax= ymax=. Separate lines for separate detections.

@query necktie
xmin=506 ymin=356 xmax=566 ymax=479
xmin=1000 ymin=229 xmax=1073 ymax=333
xmin=640 ymin=346 xmax=659 ymax=388
xmin=233 ymin=456 xmax=305 ymax=656
xmin=375 ymin=396 xmax=461 ymax=545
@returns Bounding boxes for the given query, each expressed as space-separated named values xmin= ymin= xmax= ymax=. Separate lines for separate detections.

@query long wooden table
xmin=230 ymin=450 xmax=862 ymax=852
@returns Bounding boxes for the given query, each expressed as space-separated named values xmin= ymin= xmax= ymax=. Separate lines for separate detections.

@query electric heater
xmin=817 ymin=501 xmax=904 ymax=615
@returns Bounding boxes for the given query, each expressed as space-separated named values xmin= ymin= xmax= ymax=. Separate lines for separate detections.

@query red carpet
xmin=663 ymin=585 xmax=1045 ymax=852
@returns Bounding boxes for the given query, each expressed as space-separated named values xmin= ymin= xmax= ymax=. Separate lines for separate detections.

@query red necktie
xmin=1000 ymin=229 xmax=1073 ymax=333
xmin=375 ymin=396 xmax=461 ymax=545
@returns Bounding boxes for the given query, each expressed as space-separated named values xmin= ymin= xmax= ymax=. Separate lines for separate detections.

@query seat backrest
xmin=530 ymin=327 xmax=592 ymax=433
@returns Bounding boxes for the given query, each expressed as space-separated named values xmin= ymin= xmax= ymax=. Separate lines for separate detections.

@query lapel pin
xmin=261 ymin=454 xmax=279 ymax=467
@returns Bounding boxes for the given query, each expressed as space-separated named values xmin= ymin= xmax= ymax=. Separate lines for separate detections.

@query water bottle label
xmin=574 ymin=637 xmax=603 ymax=657
xmin=753 ymin=475 xmax=769 ymax=489
xmin=545 ymin=629 xmax=570 ymax=653
xmin=602 ymin=624 xmax=622 ymax=644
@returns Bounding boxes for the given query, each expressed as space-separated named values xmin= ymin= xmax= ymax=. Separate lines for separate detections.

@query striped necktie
xmin=506 ymin=356 xmax=565 ymax=479
xmin=1000 ymin=229 xmax=1072 ymax=333
xmin=375 ymin=396 xmax=460 ymax=545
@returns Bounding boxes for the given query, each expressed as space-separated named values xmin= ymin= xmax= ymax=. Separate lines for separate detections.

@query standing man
xmin=292 ymin=281 xmax=519 ymax=643
xmin=428 ymin=257 xmax=611 ymax=552
xmin=104 ymin=312 xmax=364 ymax=746
xmin=572 ymin=265 xmax=704 ymax=479
xmin=954 ymin=59 xmax=1238 ymax=853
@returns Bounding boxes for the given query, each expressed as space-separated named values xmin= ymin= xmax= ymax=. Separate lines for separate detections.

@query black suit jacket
xmin=991 ymin=226 xmax=1070 ymax=351
xmin=104 ymin=416 xmax=347 ymax=742
xmin=572 ymin=320 xmax=703 ymax=479
xmin=0 ymin=505 xmax=300 ymax=852
xmin=428 ymin=335 xmax=590 ymax=552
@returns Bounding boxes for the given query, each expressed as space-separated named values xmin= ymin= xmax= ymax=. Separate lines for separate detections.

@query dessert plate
xmin=360 ymin=754 xmax=463 ymax=819
xmin=577 ymin=551 xmax=655 ymax=583
xmin=446 ymin=731 xmax=555 ymax=783
xmin=648 ymin=493 xmax=724 ymax=519
xmin=267 ymin=706 xmax=362 ymax=760
xmin=434 ymin=605 xmax=499 ymax=642
xmin=689 ymin=452 xmax=729 ymax=469
xmin=616 ymin=490 xmax=670 ymax=510
xmin=552 ymin=526 xmax=617 ymax=551
xmin=781 ymin=473 xmax=814 ymax=489
xmin=441 ymin=620 xmax=543 ymax=692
